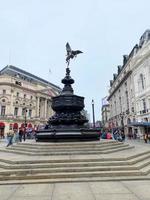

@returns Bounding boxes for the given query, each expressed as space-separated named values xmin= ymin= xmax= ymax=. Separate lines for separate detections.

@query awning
xmin=129 ymin=122 xmax=150 ymax=127
xmin=0 ymin=122 xmax=5 ymax=128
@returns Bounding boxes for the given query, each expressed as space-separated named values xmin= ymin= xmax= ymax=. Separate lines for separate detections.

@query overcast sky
xmin=0 ymin=0 xmax=150 ymax=121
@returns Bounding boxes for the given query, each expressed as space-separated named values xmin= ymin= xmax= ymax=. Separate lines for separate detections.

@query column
xmin=10 ymin=89 xmax=14 ymax=115
xmin=36 ymin=97 xmax=40 ymax=117
xmin=45 ymin=99 xmax=47 ymax=119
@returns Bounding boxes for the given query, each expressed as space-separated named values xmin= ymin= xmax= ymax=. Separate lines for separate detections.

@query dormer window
xmin=15 ymin=81 xmax=22 ymax=86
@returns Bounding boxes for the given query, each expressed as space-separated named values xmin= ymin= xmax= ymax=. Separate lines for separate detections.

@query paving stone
xmin=0 ymin=185 xmax=19 ymax=200
xmin=94 ymin=194 xmax=140 ymax=200
xmin=89 ymin=181 xmax=131 ymax=194
xmin=52 ymin=182 xmax=94 ymax=200
xmin=8 ymin=196 xmax=50 ymax=200
xmin=122 ymin=180 xmax=150 ymax=199
xmin=12 ymin=184 xmax=53 ymax=197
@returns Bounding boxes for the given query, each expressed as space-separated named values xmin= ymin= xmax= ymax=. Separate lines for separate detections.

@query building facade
xmin=0 ymin=65 xmax=61 ymax=137
xmin=108 ymin=30 xmax=150 ymax=136
xmin=101 ymin=96 xmax=110 ymax=129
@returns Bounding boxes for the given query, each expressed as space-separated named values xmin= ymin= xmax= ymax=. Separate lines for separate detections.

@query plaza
xmin=0 ymin=1 xmax=150 ymax=199
xmin=0 ymin=139 xmax=150 ymax=199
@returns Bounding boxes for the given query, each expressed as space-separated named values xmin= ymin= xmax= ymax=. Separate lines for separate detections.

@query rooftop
xmin=0 ymin=65 xmax=61 ymax=91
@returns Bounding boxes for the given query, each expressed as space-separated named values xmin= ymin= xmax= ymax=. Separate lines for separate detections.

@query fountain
xmin=36 ymin=43 xmax=100 ymax=141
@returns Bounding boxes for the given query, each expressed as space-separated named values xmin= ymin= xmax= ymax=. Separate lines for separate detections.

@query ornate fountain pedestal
xmin=36 ymin=67 xmax=100 ymax=142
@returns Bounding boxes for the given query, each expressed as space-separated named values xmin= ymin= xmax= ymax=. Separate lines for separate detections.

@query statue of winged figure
xmin=66 ymin=42 xmax=83 ymax=67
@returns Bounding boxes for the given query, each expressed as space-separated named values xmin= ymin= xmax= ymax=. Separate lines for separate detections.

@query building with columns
xmin=0 ymin=65 xmax=61 ymax=137
xmin=107 ymin=29 xmax=150 ymax=136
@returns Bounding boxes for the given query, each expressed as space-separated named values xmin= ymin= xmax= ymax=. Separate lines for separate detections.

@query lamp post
xmin=24 ymin=108 xmax=28 ymax=128
xmin=120 ymin=113 xmax=124 ymax=130
xmin=92 ymin=99 xmax=95 ymax=128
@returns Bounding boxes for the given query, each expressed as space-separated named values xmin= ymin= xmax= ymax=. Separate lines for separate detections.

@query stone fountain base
xmin=36 ymin=129 xmax=100 ymax=142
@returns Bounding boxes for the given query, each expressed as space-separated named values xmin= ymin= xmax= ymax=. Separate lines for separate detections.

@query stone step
xmin=0 ymin=153 xmax=149 ymax=170
xmin=1 ymin=175 xmax=150 ymax=185
xmin=17 ymin=140 xmax=117 ymax=147
xmin=0 ymin=141 xmax=150 ymax=184
xmin=14 ymin=141 xmax=124 ymax=148
xmin=1 ymin=156 xmax=150 ymax=174
xmin=0 ymin=150 xmax=149 ymax=169
xmin=0 ymin=156 xmax=150 ymax=174
xmin=0 ymin=170 xmax=143 ymax=181
xmin=16 ymin=140 xmax=121 ymax=149
xmin=8 ymin=143 xmax=129 ymax=153
xmin=2 ymin=145 xmax=134 ymax=156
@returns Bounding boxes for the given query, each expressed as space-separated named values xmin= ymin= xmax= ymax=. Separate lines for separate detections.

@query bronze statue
xmin=66 ymin=42 xmax=83 ymax=67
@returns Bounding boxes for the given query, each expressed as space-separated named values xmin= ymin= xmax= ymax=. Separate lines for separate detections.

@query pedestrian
xmin=19 ymin=128 xmax=23 ymax=142
xmin=23 ymin=128 xmax=26 ymax=141
xmin=13 ymin=129 xmax=19 ymax=143
xmin=113 ymin=129 xmax=119 ymax=140
xmin=144 ymin=133 xmax=148 ymax=143
xmin=106 ymin=132 xmax=112 ymax=139
xmin=6 ymin=130 xmax=14 ymax=147
xmin=121 ymin=130 xmax=125 ymax=141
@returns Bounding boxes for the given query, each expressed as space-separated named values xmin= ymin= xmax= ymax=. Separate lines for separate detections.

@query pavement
xmin=1 ymin=181 xmax=150 ymax=200
xmin=0 ymin=138 xmax=150 ymax=200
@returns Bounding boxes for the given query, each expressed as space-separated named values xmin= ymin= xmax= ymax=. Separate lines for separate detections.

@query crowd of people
xmin=101 ymin=129 xmax=125 ymax=142
xmin=6 ymin=128 xmax=36 ymax=147
xmin=4 ymin=125 xmax=150 ymax=146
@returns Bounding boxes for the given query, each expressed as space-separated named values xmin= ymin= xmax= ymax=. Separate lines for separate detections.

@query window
xmin=138 ymin=73 xmax=145 ymax=91
xmin=140 ymin=74 xmax=144 ymax=89
xmin=2 ymin=99 xmax=5 ymax=102
xmin=1 ymin=106 xmax=6 ymax=116
xmin=31 ymin=96 xmax=33 ymax=100
xmin=3 ymin=90 xmax=6 ymax=94
xmin=15 ymin=81 xmax=22 ymax=86
xmin=24 ymin=94 xmax=26 ymax=98
xmin=29 ymin=109 xmax=32 ymax=117
xmin=125 ymin=91 xmax=129 ymax=110
xmin=119 ymin=96 xmax=122 ymax=112
xmin=14 ymin=107 xmax=18 ymax=116
xmin=16 ymin=92 xmax=19 ymax=97
xmin=142 ymin=99 xmax=146 ymax=111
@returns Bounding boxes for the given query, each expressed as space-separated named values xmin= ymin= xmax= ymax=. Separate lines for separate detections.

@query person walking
xmin=13 ymin=129 xmax=19 ymax=143
xmin=22 ymin=127 xmax=26 ymax=141
xmin=19 ymin=128 xmax=23 ymax=142
xmin=144 ymin=133 xmax=148 ymax=143
xmin=6 ymin=130 xmax=14 ymax=147
xmin=121 ymin=130 xmax=125 ymax=141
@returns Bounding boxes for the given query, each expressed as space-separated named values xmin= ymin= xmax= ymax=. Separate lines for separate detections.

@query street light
xmin=24 ymin=108 xmax=28 ymax=128
xmin=92 ymin=99 xmax=95 ymax=128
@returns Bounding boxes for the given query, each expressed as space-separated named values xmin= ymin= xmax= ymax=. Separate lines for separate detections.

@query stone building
xmin=0 ymin=65 xmax=61 ymax=137
xmin=101 ymin=96 xmax=110 ymax=129
xmin=108 ymin=29 xmax=150 ymax=136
